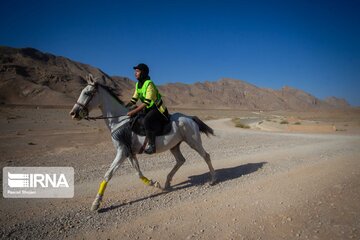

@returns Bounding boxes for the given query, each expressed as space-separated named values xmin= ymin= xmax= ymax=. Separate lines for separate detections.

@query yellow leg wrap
xmin=98 ymin=180 xmax=107 ymax=196
xmin=140 ymin=176 xmax=151 ymax=186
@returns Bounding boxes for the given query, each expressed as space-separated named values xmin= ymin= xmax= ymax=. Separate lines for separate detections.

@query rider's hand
xmin=127 ymin=103 xmax=145 ymax=117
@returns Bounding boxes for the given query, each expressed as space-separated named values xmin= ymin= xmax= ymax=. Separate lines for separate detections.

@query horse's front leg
xmin=128 ymin=155 xmax=161 ymax=189
xmin=91 ymin=148 xmax=126 ymax=211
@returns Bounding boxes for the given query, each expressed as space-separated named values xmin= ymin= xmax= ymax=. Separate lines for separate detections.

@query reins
xmin=84 ymin=115 xmax=126 ymax=121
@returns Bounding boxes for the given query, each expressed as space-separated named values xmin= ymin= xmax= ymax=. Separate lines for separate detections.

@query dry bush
xmin=232 ymin=118 xmax=250 ymax=129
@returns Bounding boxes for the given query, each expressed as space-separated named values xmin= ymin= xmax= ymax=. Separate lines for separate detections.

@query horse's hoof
xmin=91 ymin=203 xmax=100 ymax=211
xmin=154 ymin=181 xmax=161 ymax=189
xmin=162 ymin=185 xmax=173 ymax=192
xmin=209 ymin=180 xmax=217 ymax=186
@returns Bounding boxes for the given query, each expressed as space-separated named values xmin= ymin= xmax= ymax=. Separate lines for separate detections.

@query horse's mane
xmin=97 ymin=84 xmax=125 ymax=106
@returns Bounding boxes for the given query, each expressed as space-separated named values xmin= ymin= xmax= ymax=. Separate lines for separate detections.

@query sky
xmin=1 ymin=0 xmax=359 ymax=106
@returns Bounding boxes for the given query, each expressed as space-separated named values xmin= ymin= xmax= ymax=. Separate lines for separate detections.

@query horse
xmin=69 ymin=75 xmax=216 ymax=211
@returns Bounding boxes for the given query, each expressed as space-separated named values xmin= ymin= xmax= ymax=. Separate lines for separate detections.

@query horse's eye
xmin=84 ymin=92 xmax=92 ymax=96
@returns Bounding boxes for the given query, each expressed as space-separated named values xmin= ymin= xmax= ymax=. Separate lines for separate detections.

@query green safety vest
xmin=136 ymin=79 xmax=162 ymax=109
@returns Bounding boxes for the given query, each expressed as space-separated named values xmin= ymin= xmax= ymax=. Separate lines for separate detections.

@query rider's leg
xmin=143 ymin=108 xmax=162 ymax=154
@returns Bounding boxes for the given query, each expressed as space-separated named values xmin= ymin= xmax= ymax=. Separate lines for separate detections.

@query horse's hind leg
xmin=202 ymin=149 xmax=217 ymax=185
xmin=165 ymin=143 xmax=186 ymax=190
xmin=186 ymin=135 xmax=217 ymax=185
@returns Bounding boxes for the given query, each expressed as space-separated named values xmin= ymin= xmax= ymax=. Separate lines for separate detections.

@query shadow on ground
xmin=173 ymin=161 xmax=267 ymax=188
xmin=98 ymin=162 xmax=267 ymax=213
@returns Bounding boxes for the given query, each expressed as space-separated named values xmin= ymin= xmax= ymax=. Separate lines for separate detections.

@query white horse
xmin=70 ymin=76 xmax=216 ymax=211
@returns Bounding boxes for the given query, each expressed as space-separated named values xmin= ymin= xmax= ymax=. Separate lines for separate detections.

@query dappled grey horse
xmin=70 ymin=75 xmax=216 ymax=211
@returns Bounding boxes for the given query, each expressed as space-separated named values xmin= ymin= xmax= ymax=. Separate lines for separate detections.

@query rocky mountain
xmin=158 ymin=80 xmax=349 ymax=110
xmin=323 ymin=97 xmax=351 ymax=109
xmin=0 ymin=46 xmax=132 ymax=106
xmin=0 ymin=46 xmax=351 ymax=110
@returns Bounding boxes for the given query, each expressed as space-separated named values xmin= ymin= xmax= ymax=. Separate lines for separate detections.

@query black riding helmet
xmin=133 ymin=63 xmax=150 ymax=81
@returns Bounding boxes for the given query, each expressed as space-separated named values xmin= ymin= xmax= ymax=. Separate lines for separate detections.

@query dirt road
xmin=1 ymin=115 xmax=359 ymax=239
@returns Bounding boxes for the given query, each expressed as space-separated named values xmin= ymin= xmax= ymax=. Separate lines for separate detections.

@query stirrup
xmin=144 ymin=144 xmax=156 ymax=154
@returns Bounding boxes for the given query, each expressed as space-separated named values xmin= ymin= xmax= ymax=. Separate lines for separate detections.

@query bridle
xmin=75 ymin=83 xmax=127 ymax=121
xmin=74 ymin=83 xmax=97 ymax=120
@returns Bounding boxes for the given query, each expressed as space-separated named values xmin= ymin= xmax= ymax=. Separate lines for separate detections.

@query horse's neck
xmin=98 ymin=86 xmax=128 ymax=131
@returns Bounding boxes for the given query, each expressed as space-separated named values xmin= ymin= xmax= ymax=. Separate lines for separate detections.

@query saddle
xmin=129 ymin=113 xmax=172 ymax=136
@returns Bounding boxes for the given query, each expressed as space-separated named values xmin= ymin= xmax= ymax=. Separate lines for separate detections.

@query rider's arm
xmin=125 ymin=88 xmax=139 ymax=108
xmin=130 ymin=89 xmax=139 ymax=104
xmin=127 ymin=103 xmax=146 ymax=117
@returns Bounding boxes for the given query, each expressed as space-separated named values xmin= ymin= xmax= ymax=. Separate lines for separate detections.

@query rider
xmin=126 ymin=63 xmax=169 ymax=154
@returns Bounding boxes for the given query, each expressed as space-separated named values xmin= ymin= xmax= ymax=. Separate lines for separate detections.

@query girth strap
xmin=138 ymin=137 xmax=149 ymax=154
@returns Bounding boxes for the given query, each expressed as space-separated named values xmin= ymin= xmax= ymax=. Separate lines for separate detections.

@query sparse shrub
xmin=232 ymin=118 xmax=250 ymax=129
xmin=294 ymin=122 xmax=301 ymax=125
xmin=236 ymin=123 xmax=250 ymax=129
xmin=280 ymin=120 xmax=289 ymax=124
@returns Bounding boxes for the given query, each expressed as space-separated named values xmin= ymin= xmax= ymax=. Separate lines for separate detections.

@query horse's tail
xmin=192 ymin=116 xmax=215 ymax=137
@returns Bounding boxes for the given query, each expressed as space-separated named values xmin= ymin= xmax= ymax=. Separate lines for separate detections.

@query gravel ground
xmin=1 ymin=109 xmax=359 ymax=239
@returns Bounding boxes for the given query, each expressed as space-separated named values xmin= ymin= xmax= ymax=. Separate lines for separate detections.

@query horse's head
xmin=69 ymin=74 xmax=99 ymax=120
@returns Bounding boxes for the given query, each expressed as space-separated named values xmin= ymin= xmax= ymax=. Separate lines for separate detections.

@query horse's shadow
xmin=98 ymin=162 xmax=267 ymax=213
xmin=173 ymin=161 xmax=267 ymax=188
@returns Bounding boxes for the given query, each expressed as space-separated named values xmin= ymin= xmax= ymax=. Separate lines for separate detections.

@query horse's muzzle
xmin=69 ymin=105 xmax=82 ymax=120
xmin=69 ymin=110 xmax=79 ymax=120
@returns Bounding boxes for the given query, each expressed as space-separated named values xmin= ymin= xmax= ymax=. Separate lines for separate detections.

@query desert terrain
xmin=0 ymin=105 xmax=359 ymax=240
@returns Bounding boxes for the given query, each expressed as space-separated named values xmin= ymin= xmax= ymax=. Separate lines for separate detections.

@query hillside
xmin=158 ymin=79 xmax=342 ymax=110
xmin=0 ymin=46 xmax=132 ymax=106
xmin=0 ymin=46 xmax=350 ymax=110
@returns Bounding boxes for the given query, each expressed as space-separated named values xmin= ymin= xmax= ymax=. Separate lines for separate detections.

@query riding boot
xmin=144 ymin=131 xmax=156 ymax=154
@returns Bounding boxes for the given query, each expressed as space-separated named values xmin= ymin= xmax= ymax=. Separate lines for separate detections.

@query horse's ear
xmin=87 ymin=74 xmax=95 ymax=85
